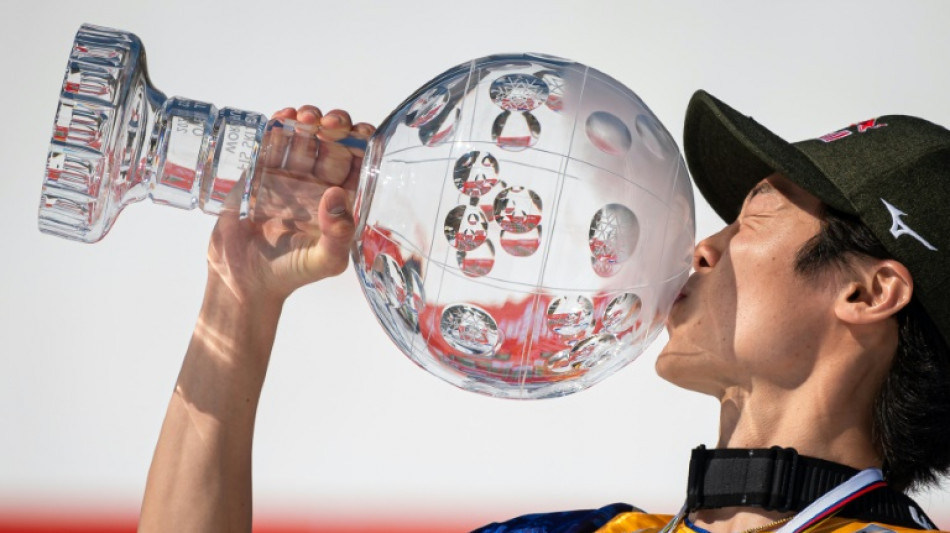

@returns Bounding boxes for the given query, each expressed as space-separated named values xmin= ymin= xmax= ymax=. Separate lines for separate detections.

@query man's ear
xmin=834 ymin=259 xmax=914 ymax=325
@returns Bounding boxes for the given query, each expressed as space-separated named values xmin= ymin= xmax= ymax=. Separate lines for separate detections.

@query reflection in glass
xmin=586 ymin=111 xmax=633 ymax=155
xmin=440 ymin=304 xmax=500 ymax=356
xmin=489 ymin=73 xmax=549 ymax=111
xmin=546 ymin=295 xmax=594 ymax=337
xmin=536 ymin=70 xmax=565 ymax=112
xmin=453 ymin=151 xmax=500 ymax=197
xmin=499 ymin=226 xmax=541 ymax=257
xmin=404 ymin=85 xmax=450 ymax=127
xmin=603 ymin=293 xmax=642 ymax=334
xmin=589 ymin=203 xmax=639 ymax=264
xmin=371 ymin=253 xmax=408 ymax=308
xmin=444 ymin=204 xmax=489 ymax=251
xmin=493 ymin=187 xmax=542 ymax=233
xmin=491 ymin=111 xmax=540 ymax=151
xmin=570 ymin=333 xmax=618 ymax=369
xmin=457 ymin=240 xmax=495 ymax=278
xmin=591 ymin=256 xmax=622 ymax=278
xmin=399 ymin=261 xmax=425 ymax=332
xmin=635 ymin=114 xmax=668 ymax=159
xmin=419 ymin=105 xmax=460 ymax=146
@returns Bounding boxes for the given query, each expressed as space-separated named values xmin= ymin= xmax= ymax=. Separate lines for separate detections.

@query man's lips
xmin=673 ymin=278 xmax=695 ymax=304
xmin=667 ymin=286 xmax=691 ymax=327
xmin=674 ymin=283 xmax=691 ymax=302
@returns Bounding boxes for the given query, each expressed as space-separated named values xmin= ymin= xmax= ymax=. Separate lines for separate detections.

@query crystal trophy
xmin=41 ymin=24 xmax=696 ymax=398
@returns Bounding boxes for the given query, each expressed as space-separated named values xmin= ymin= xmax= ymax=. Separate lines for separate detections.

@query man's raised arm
xmin=139 ymin=106 xmax=374 ymax=532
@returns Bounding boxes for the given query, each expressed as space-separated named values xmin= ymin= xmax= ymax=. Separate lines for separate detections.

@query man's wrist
xmin=202 ymin=268 xmax=285 ymax=319
xmin=187 ymin=271 xmax=286 ymax=378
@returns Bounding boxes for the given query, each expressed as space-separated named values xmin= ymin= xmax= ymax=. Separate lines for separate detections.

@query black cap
xmin=683 ymin=90 xmax=950 ymax=346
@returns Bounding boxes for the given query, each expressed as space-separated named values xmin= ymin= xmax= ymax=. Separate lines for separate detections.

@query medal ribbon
xmin=660 ymin=468 xmax=885 ymax=533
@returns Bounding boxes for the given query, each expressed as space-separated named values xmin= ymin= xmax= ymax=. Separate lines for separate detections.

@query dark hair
xmin=795 ymin=205 xmax=950 ymax=492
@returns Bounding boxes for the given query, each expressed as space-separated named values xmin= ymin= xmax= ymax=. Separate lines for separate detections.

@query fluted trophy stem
xmin=146 ymin=97 xmax=267 ymax=217
xmin=40 ymin=23 xmax=367 ymax=243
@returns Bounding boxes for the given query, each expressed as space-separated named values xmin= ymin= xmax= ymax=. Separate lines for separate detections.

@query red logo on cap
xmin=856 ymin=118 xmax=887 ymax=133
xmin=818 ymin=118 xmax=887 ymax=143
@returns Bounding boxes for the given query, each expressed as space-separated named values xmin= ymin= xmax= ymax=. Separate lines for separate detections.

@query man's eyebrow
xmin=745 ymin=181 xmax=775 ymax=202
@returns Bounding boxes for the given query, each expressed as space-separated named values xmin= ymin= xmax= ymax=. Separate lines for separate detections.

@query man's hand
xmin=207 ymin=105 xmax=376 ymax=303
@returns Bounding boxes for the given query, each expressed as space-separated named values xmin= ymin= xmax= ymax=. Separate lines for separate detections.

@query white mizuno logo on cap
xmin=881 ymin=199 xmax=937 ymax=251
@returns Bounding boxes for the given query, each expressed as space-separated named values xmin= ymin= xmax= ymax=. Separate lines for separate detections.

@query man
xmin=138 ymin=92 xmax=950 ymax=532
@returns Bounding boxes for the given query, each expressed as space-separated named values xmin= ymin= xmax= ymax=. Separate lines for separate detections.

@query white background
xmin=2 ymin=0 xmax=949 ymax=527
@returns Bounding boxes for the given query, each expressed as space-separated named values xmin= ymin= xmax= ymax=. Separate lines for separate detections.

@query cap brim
xmin=684 ymin=90 xmax=852 ymax=222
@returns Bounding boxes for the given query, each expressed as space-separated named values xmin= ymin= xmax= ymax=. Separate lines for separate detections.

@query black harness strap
xmin=685 ymin=445 xmax=936 ymax=529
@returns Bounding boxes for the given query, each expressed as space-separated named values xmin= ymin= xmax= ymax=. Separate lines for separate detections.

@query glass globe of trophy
xmin=40 ymin=24 xmax=695 ymax=399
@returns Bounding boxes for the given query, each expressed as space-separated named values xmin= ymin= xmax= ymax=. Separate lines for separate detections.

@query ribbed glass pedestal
xmin=40 ymin=24 xmax=367 ymax=243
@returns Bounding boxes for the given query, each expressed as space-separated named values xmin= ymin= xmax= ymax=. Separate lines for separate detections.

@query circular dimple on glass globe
xmin=546 ymin=333 xmax=617 ymax=373
xmin=586 ymin=111 xmax=633 ymax=155
xmin=547 ymin=349 xmax=577 ymax=374
xmin=603 ymin=293 xmax=642 ymax=334
xmin=490 ymin=74 xmax=549 ymax=111
xmin=454 ymin=151 xmax=499 ymax=197
xmin=492 ymin=111 xmax=540 ymax=151
xmin=499 ymin=226 xmax=541 ymax=257
xmin=478 ymin=179 xmax=507 ymax=220
xmin=457 ymin=240 xmax=495 ymax=278
xmin=371 ymin=253 xmax=408 ymax=308
xmin=351 ymin=53 xmax=695 ymax=399
xmin=440 ymin=304 xmax=500 ymax=357
xmin=635 ymin=114 xmax=668 ymax=159
xmin=419 ymin=105 xmax=460 ymax=146
xmin=589 ymin=203 xmax=639 ymax=263
xmin=591 ymin=256 xmax=622 ymax=278
xmin=546 ymin=295 xmax=594 ymax=337
xmin=404 ymin=85 xmax=449 ymax=128
xmin=535 ymin=70 xmax=565 ymax=112
xmin=570 ymin=333 xmax=618 ymax=369
xmin=397 ymin=262 xmax=425 ymax=333
xmin=444 ymin=204 xmax=489 ymax=251
xmin=493 ymin=187 xmax=542 ymax=233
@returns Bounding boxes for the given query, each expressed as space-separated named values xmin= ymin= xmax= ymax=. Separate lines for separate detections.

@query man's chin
xmin=654 ymin=344 xmax=717 ymax=394
xmin=654 ymin=343 xmax=687 ymax=384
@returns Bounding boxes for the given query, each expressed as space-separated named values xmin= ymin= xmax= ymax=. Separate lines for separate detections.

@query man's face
xmin=656 ymin=173 xmax=834 ymax=397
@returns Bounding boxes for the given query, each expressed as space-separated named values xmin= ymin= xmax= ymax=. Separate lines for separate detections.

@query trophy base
xmin=39 ymin=24 xmax=273 ymax=243
xmin=40 ymin=24 xmax=166 ymax=243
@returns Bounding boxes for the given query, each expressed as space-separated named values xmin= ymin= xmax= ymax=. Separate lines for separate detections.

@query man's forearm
xmin=139 ymin=273 xmax=284 ymax=532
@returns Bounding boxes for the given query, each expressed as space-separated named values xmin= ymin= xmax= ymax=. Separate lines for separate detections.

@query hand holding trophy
xmin=41 ymin=24 xmax=695 ymax=398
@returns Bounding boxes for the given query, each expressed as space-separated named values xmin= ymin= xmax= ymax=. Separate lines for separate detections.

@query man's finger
xmin=318 ymin=110 xmax=355 ymax=143
xmin=323 ymin=109 xmax=352 ymax=130
xmin=270 ymin=107 xmax=296 ymax=120
xmin=279 ymin=106 xmax=323 ymax=174
xmin=284 ymin=121 xmax=320 ymax=175
xmin=297 ymin=105 xmax=323 ymax=124
xmin=353 ymin=122 xmax=377 ymax=137
xmin=308 ymin=186 xmax=356 ymax=278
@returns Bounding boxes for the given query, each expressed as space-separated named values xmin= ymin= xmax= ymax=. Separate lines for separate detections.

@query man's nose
xmin=692 ymin=224 xmax=734 ymax=271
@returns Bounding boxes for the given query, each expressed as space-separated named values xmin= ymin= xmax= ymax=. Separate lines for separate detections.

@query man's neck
xmin=688 ymin=380 xmax=882 ymax=533
xmin=715 ymin=379 xmax=882 ymax=469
